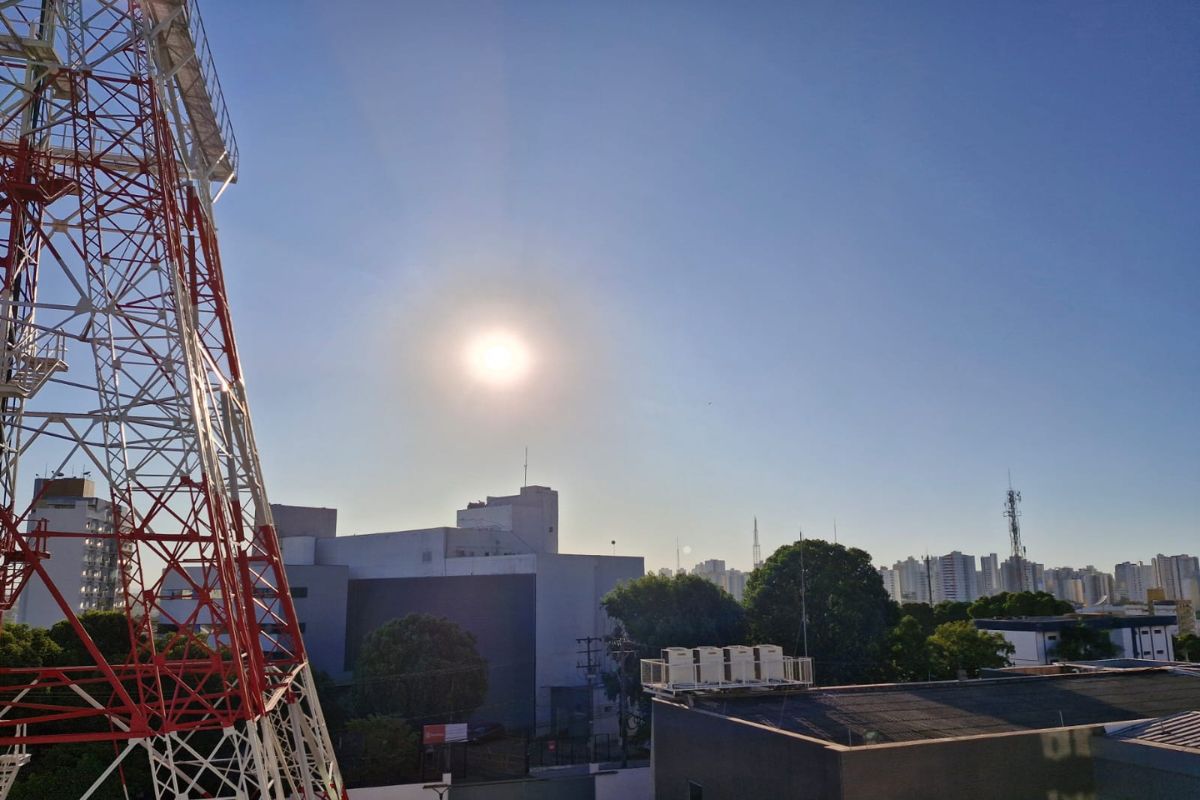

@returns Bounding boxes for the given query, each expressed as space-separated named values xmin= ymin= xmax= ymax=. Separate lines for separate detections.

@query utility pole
xmin=608 ymin=634 xmax=637 ymax=768
xmin=576 ymin=635 xmax=603 ymax=754
xmin=925 ymin=553 xmax=935 ymax=606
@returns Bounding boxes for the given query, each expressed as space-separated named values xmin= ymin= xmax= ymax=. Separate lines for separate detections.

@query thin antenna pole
xmin=798 ymin=526 xmax=809 ymax=659
xmin=523 ymin=447 xmax=528 ymax=488
xmin=925 ymin=552 xmax=935 ymax=605
xmin=753 ymin=516 xmax=762 ymax=569
xmin=676 ymin=537 xmax=680 ymax=574
xmin=833 ymin=517 xmax=838 ymax=546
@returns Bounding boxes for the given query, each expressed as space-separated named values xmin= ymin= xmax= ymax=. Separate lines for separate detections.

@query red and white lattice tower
xmin=0 ymin=1 xmax=345 ymax=797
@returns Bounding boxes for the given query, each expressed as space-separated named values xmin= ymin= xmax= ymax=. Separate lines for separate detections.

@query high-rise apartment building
xmin=878 ymin=567 xmax=901 ymax=603
xmin=893 ymin=557 xmax=931 ymax=604
xmin=1114 ymin=562 xmax=1155 ymax=602
xmin=1152 ymin=554 xmax=1200 ymax=602
xmin=936 ymin=551 xmax=979 ymax=602
xmin=692 ymin=559 xmax=749 ymax=602
xmin=1001 ymin=556 xmax=1044 ymax=594
xmin=979 ymin=553 xmax=1002 ymax=597
xmin=14 ymin=478 xmax=119 ymax=627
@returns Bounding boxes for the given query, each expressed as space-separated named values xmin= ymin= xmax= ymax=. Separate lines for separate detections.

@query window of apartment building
xmin=290 ymin=587 xmax=308 ymax=599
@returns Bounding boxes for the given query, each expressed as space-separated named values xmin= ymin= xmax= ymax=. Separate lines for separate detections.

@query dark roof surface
xmin=689 ymin=668 xmax=1200 ymax=746
xmin=1109 ymin=710 xmax=1200 ymax=752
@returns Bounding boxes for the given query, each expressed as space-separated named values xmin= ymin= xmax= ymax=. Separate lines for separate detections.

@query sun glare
xmin=466 ymin=332 xmax=532 ymax=387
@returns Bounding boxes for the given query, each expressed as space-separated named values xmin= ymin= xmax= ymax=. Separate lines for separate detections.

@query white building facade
xmin=160 ymin=485 xmax=643 ymax=735
xmin=14 ymin=478 xmax=120 ymax=627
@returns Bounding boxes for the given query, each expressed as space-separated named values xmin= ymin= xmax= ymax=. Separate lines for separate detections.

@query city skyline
xmin=194 ymin=2 xmax=1198 ymax=578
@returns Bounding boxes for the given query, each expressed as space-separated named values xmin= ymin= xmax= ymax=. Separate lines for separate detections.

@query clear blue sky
xmin=201 ymin=1 xmax=1198 ymax=573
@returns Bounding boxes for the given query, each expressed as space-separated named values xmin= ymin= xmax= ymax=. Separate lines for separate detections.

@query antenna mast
xmin=753 ymin=516 xmax=762 ymax=569
xmin=1004 ymin=475 xmax=1028 ymax=592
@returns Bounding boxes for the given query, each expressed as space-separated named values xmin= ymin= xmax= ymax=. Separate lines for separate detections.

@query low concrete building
xmin=160 ymin=485 xmax=643 ymax=734
xmin=974 ymin=615 xmax=1178 ymax=666
xmin=651 ymin=667 xmax=1200 ymax=799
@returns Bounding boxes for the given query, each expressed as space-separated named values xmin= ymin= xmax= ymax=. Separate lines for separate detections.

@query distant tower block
xmin=0 ymin=1 xmax=342 ymax=797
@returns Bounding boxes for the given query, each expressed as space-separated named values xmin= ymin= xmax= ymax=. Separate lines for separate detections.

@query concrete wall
xmin=457 ymin=486 xmax=558 ymax=555
xmin=654 ymin=700 xmax=1111 ymax=800
xmin=1093 ymin=738 xmax=1200 ymax=799
xmin=594 ymin=767 xmax=650 ymax=800
xmin=344 ymin=574 xmax=537 ymax=729
xmin=318 ymin=528 xmax=451 ymax=579
xmin=534 ymin=555 xmax=643 ymax=731
xmin=271 ymin=504 xmax=337 ymax=539
xmin=841 ymin=726 xmax=1102 ymax=800
xmin=652 ymin=700 xmax=842 ymax=800
xmin=285 ymin=563 xmax=350 ymax=678
xmin=348 ymin=783 xmax=448 ymax=800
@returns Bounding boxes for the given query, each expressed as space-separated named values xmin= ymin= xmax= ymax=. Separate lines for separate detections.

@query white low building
xmin=974 ymin=615 xmax=1179 ymax=667
xmin=160 ymin=485 xmax=643 ymax=735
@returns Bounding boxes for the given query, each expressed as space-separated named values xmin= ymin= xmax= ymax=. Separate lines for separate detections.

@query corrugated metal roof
xmin=1110 ymin=710 xmax=1200 ymax=751
xmin=689 ymin=668 xmax=1200 ymax=746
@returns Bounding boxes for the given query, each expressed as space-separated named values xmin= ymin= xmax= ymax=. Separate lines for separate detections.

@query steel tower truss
xmin=0 ymin=1 xmax=344 ymax=797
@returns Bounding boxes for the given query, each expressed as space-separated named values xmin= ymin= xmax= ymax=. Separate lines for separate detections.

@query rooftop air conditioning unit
xmin=694 ymin=646 xmax=724 ymax=684
xmin=662 ymin=647 xmax=694 ymax=685
xmin=755 ymin=644 xmax=785 ymax=682
xmin=724 ymin=645 xmax=754 ymax=683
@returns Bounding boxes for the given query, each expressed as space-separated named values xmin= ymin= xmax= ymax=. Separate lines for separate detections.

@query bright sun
xmin=465 ymin=332 xmax=532 ymax=387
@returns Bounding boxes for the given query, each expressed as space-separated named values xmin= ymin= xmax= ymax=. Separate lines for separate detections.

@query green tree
xmin=887 ymin=615 xmax=932 ymax=681
xmin=339 ymin=716 xmax=419 ymax=789
xmin=313 ymin=669 xmax=350 ymax=736
xmin=354 ymin=614 xmax=488 ymax=722
xmin=969 ymin=591 xmax=1073 ymax=619
xmin=927 ymin=621 xmax=1014 ymax=678
xmin=0 ymin=623 xmax=62 ymax=668
xmin=601 ymin=573 xmax=748 ymax=740
xmin=1053 ymin=625 xmax=1121 ymax=661
xmin=899 ymin=602 xmax=936 ymax=635
xmin=1175 ymin=633 xmax=1200 ymax=662
xmin=601 ymin=573 xmax=747 ymax=653
xmin=744 ymin=539 xmax=895 ymax=684
xmin=933 ymin=601 xmax=972 ymax=627
xmin=48 ymin=610 xmax=131 ymax=665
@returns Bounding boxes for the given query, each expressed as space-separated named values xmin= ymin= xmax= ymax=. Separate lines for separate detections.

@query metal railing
xmin=175 ymin=0 xmax=238 ymax=179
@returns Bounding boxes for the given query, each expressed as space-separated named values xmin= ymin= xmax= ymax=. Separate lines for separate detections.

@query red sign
xmin=424 ymin=723 xmax=468 ymax=745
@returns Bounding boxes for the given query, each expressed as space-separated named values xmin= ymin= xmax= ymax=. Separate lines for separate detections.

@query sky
xmin=197 ymin=1 xmax=1198 ymax=573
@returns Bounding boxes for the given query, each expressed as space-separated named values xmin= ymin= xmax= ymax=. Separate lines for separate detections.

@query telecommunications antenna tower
xmin=0 ymin=0 xmax=344 ymax=797
xmin=752 ymin=516 xmax=762 ymax=569
xmin=1004 ymin=475 xmax=1028 ymax=592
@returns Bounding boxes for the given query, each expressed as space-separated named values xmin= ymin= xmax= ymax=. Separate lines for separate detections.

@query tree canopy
xmin=744 ymin=539 xmax=896 ymax=685
xmin=1052 ymin=625 xmax=1121 ymax=661
xmin=339 ymin=716 xmax=419 ymax=789
xmin=1176 ymin=633 xmax=1200 ymax=662
xmin=601 ymin=573 xmax=747 ymax=655
xmin=927 ymin=621 xmax=1014 ymax=678
xmin=354 ymin=614 xmax=488 ymax=722
xmin=887 ymin=615 xmax=932 ymax=682
xmin=968 ymin=591 xmax=1073 ymax=619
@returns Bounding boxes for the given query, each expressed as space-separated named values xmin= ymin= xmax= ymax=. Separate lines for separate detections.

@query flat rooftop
xmin=687 ymin=668 xmax=1200 ymax=746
